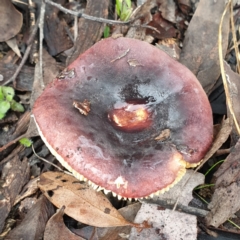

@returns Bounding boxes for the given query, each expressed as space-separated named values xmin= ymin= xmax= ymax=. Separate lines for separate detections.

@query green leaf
xmin=0 ymin=101 xmax=10 ymax=115
xmin=19 ymin=138 xmax=32 ymax=147
xmin=116 ymin=0 xmax=121 ymax=16
xmin=116 ymin=0 xmax=132 ymax=21
xmin=104 ymin=26 xmax=110 ymax=38
xmin=121 ymin=8 xmax=132 ymax=21
xmin=0 ymin=87 xmax=4 ymax=101
xmin=2 ymin=86 xmax=15 ymax=101
xmin=10 ymin=100 xmax=24 ymax=112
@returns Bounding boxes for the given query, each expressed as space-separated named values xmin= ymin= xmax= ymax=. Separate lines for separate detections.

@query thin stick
xmin=44 ymin=0 xmax=159 ymax=33
xmin=39 ymin=0 xmax=46 ymax=88
xmin=45 ymin=0 xmax=132 ymax=25
xmin=32 ymin=145 xmax=72 ymax=176
xmin=3 ymin=17 xmax=40 ymax=86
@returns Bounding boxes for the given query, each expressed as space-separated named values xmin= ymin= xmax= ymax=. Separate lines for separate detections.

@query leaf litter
xmin=38 ymin=171 xmax=148 ymax=229
xmin=1 ymin=0 xmax=240 ymax=239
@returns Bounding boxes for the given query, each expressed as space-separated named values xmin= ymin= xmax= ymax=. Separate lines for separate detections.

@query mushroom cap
xmin=33 ymin=37 xmax=213 ymax=199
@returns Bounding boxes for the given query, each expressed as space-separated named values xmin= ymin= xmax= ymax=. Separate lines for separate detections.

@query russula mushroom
xmin=33 ymin=37 xmax=213 ymax=199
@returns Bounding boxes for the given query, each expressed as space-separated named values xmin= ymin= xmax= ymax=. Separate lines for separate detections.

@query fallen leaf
xmin=30 ymin=49 xmax=63 ymax=107
xmin=156 ymin=38 xmax=180 ymax=60
xmin=67 ymin=0 xmax=109 ymax=65
xmin=5 ymin=196 xmax=54 ymax=240
xmin=0 ymin=0 xmax=23 ymax=42
xmin=6 ymin=37 xmax=21 ymax=58
xmin=44 ymin=206 xmax=85 ymax=240
xmin=177 ymin=0 xmax=192 ymax=15
xmin=0 ymin=156 xmax=30 ymax=233
xmin=73 ymin=202 xmax=141 ymax=240
xmin=180 ymin=0 xmax=229 ymax=93
xmin=38 ymin=172 xmax=140 ymax=227
xmin=130 ymin=203 xmax=197 ymax=240
xmin=14 ymin=177 xmax=40 ymax=205
xmin=126 ymin=0 xmax=156 ymax=40
xmin=157 ymin=0 xmax=176 ymax=23
xmin=200 ymin=118 xmax=232 ymax=164
xmin=205 ymin=138 xmax=240 ymax=227
xmin=224 ymin=61 xmax=240 ymax=143
xmin=44 ymin=0 xmax=73 ymax=56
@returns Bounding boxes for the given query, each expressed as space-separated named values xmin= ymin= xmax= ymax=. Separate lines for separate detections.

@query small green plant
xmin=116 ymin=0 xmax=132 ymax=21
xmin=19 ymin=137 xmax=32 ymax=147
xmin=0 ymin=86 xmax=24 ymax=119
xmin=104 ymin=26 xmax=110 ymax=38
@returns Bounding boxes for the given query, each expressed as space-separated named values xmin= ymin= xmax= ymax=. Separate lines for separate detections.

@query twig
xmin=154 ymin=198 xmax=209 ymax=218
xmin=3 ymin=16 xmax=40 ymax=86
xmin=45 ymin=0 xmax=132 ymax=25
xmin=32 ymin=145 xmax=72 ymax=176
xmin=39 ymin=0 xmax=46 ymax=88
xmin=44 ymin=0 xmax=159 ymax=33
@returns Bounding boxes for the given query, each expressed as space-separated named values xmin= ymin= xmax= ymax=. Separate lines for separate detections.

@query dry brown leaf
xmin=200 ymin=118 xmax=232 ymax=164
xmin=44 ymin=206 xmax=85 ymax=240
xmin=180 ymin=0 xmax=229 ymax=94
xmin=38 ymin=172 xmax=141 ymax=228
xmin=14 ymin=177 xmax=40 ymax=205
xmin=146 ymin=12 xmax=179 ymax=40
xmin=72 ymin=203 xmax=141 ymax=240
xmin=130 ymin=203 xmax=197 ymax=240
xmin=0 ymin=0 xmax=23 ymax=42
xmin=44 ymin=0 xmax=73 ymax=56
xmin=67 ymin=0 xmax=109 ymax=64
xmin=126 ymin=0 xmax=156 ymax=40
xmin=177 ymin=0 xmax=192 ymax=14
xmin=157 ymin=0 xmax=176 ymax=23
xmin=205 ymin=138 xmax=240 ymax=227
xmin=6 ymin=37 xmax=21 ymax=58
xmin=30 ymin=49 xmax=63 ymax=107
xmin=5 ymin=196 xmax=54 ymax=240
xmin=224 ymin=61 xmax=240 ymax=142
xmin=0 ymin=156 xmax=30 ymax=233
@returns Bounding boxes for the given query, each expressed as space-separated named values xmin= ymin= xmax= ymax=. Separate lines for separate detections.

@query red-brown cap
xmin=33 ymin=37 xmax=213 ymax=199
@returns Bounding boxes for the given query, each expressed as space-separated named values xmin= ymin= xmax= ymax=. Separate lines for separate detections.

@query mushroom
xmin=33 ymin=37 xmax=213 ymax=199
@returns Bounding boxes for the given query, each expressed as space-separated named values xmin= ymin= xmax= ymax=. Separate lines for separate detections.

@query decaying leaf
xmin=14 ymin=177 xmax=40 ymax=205
xmin=72 ymin=203 xmax=141 ymax=240
xmin=5 ymin=196 xmax=54 ymax=240
xmin=125 ymin=0 xmax=156 ymax=40
xmin=0 ymin=156 xmax=30 ymax=233
xmin=0 ymin=0 xmax=23 ymax=42
xmin=130 ymin=203 xmax=197 ymax=240
xmin=44 ymin=206 xmax=85 ymax=240
xmin=157 ymin=0 xmax=176 ymax=23
xmin=6 ymin=37 xmax=21 ymax=58
xmin=180 ymin=0 xmax=229 ymax=93
xmin=67 ymin=0 xmax=109 ymax=65
xmin=224 ymin=61 xmax=240 ymax=141
xmin=44 ymin=1 xmax=73 ymax=56
xmin=200 ymin=118 xmax=232 ymax=164
xmin=38 ymin=172 xmax=142 ymax=228
xmin=205 ymin=138 xmax=240 ymax=227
